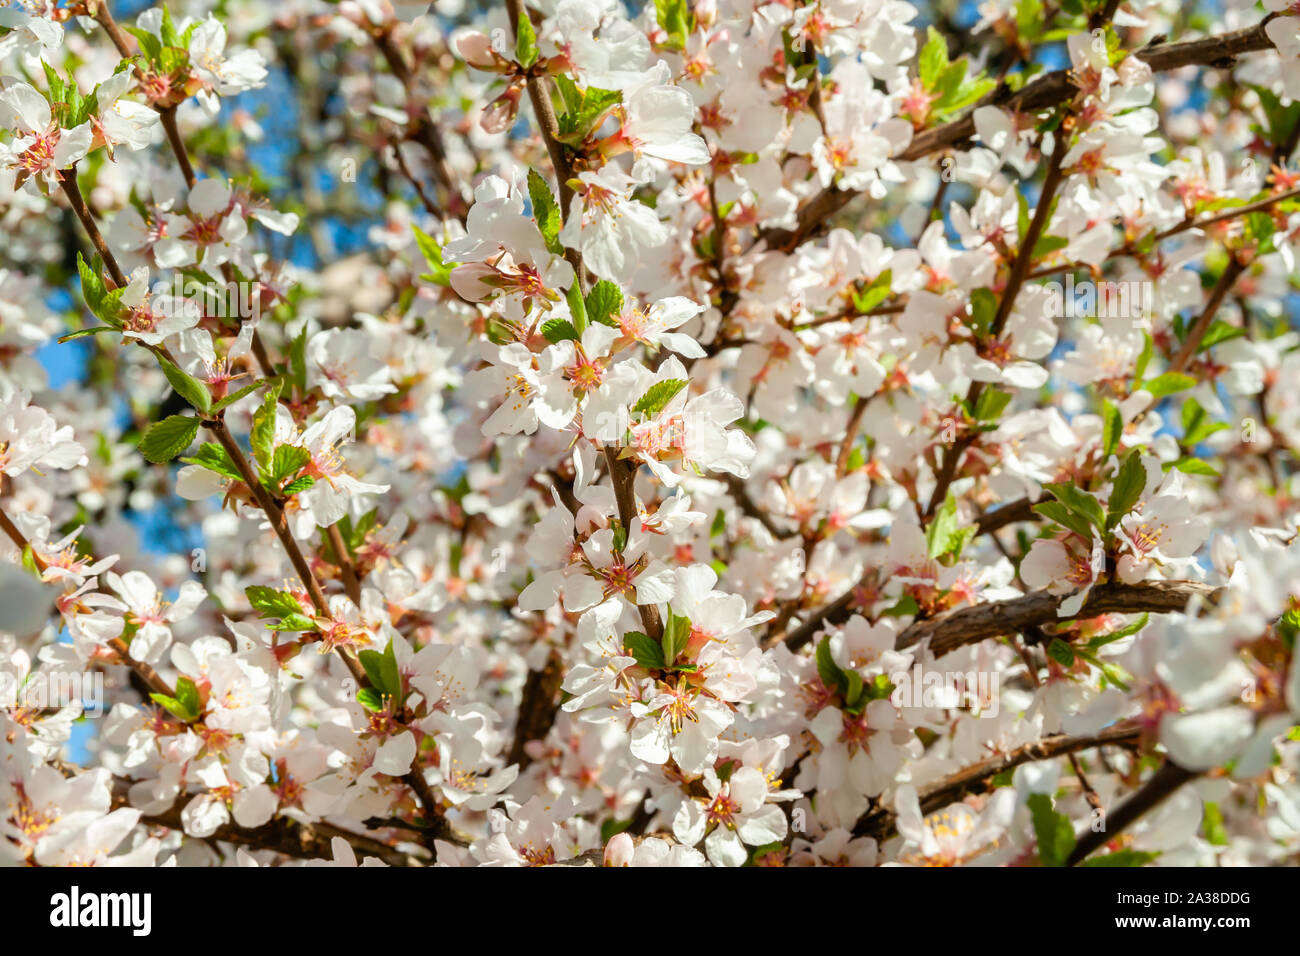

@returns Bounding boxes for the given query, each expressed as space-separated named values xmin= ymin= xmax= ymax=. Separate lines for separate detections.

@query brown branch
xmin=507 ymin=649 xmax=564 ymax=769
xmin=759 ymin=18 xmax=1282 ymax=252
xmin=1065 ymin=759 xmax=1198 ymax=865
xmin=780 ymin=578 xmax=1219 ymax=654
xmin=925 ymin=125 xmax=1071 ymax=518
xmin=604 ymin=446 xmax=663 ymax=639
xmin=895 ymin=579 xmax=1222 ymax=657
xmin=853 ymin=723 xmax=1142 ymax=839
xmin=1168 ymin=257 xmax=1247 ymax=374
xmin=723 ymin=472 xmax=794 ymax=540
xmin=59 ymin=173 xmax=128 ymax=288
xmin=107 ymin=776 xmax=423 ymax=866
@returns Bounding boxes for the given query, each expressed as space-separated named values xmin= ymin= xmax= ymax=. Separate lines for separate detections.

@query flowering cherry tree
xmin=2 ymin=0 xmax=1300 ymax=869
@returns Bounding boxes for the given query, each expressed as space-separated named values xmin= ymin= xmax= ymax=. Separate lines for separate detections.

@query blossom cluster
xmin=1 ymin=0 xmax=1300 ymax=869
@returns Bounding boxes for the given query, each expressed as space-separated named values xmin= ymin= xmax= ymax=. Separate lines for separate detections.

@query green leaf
xmin=281 ymin=476 xmax=316 ymax=496
xmin=919 ymin=27 xmax=949 ymax=89
xmin=181 ymin=443 xmax=242 ymax=481
xmin=150 ymin=693 xmax=197 ymax=722
xmin=1045 ymin=481 xmax=1106 ymax=531
xmin=623 ymin=631 xmax=666 ymax=670
xmin=1033 ymin=500 xmax=1096 ymax=541
xmin=633 ymin=379 xmax=688 ymax=417
xmin=1199 ymin=320 xmax=1245 ymax=351
xmin=541 ymin=318 xmax=579 ymax=343
xmin=267 ymin=612 xmax=318 ymax=632
xmin=816 ymin=636 xmax=848 ymax=695
xmin=1141 ymin=372 xmax=1196 ymax=400
xmin=140 ymin=415 xmax=201 ymax=464
xmin=250 ymin=382 xmax=282 ymax=471
xmin=661 ymin=611 xmax=692 ymax=666
xmin=1087 ymin=613 xmax=1148 ymax=650
xmin=290 ymin=327 xmax=309 ymax=387
xmin=852 ymin=270 xmax=892 ymax=314
xmin=1101 ymin=400 xmax=1122 ymax=458
xmin=881 ymin=594 xmax=920 ymax=618
xmin=527 ymin=169 xmax=564 ymax=255
xmin=514 ymin=10 xmax=539 ymax=68
xmin=1105 ymin=449 xmax=1145 ymax=530
xmin=211 ymin=377 xmax=275 ymax=412
xmin=654 ymin=0 xmax=693 ymax=49
xmin=968 ymin=287 xmax=997 ymax=338
xmin=565 ymin=282 xmax=588 ymax=335
xmin=1133 ymin=332 xmax=1154 ymax=382
xmin=973 ymin=387 xmax=1012 ymax=422
xmin=926 ymin=492 xmax=972 ymax=559
xmin=1031 ymin=234 xmax=1069 ymax=260
xmin=58 ymin=326 xmax=118 ymax=343
xmin=1027 ymin=793 xmax=1076 ymax=867
xmin=356 ymin=688 xmax=385 ymax=713
xmin=269 ymin=444 xmax=310 ymax=487
xmin=174 ymin=675 xmax=201 ymax=717
xmin=1047 ymin=638 xmax=1075 ymax=667
xmin=1078 ymin=849 xmax=1159 ymax=867
xmin=411 ymin=225 xmax=452 ymax=287
xmin=159 ymin=358 xmax=212 ymax=415
xmin=584 ymin=280 xmax=624 ymax=328
xmin=245 ymin=585 xmax=306 ymax=620
xmin=1168 ymin=456 xmax=1219 ymax=477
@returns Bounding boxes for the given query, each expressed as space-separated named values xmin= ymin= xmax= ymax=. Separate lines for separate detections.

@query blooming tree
xmin=2 ymin=0 xmax=1300 ymax=869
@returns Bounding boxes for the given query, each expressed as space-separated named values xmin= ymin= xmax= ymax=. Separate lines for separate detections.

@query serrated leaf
xmin=514 ymin=10 xmax=538 ymax=68
xmin=633 ymin=379 xmax=687 ymax=417
xmin=1141 ymin=372 xmax=1196 ymax=400
xmin=919 ymin=27 xmax=949 ymax=89
xmin=1087 ymin=613 xmax=1148 ymax=650
xmin=181 ymin=443 xmax=242 ymax=481
xmin=140 ymin=415 xmax=201 ymax=464
xmin=245 ymin=585 xmax=305 ymax=620
xmin=58 ymin=326 xmax=118 ymax=343
xmin=852 ymin=270 xmax=892 ymax=314
xmin=527 ymin=169 xmax=563 ymax=255
xmin=540 ymin=318 xmax=579 ymax=343
xmin=269 ymin=444 xmax=310 ymax=486
xmin=623 ymin=631 xmax=665 ymax=670
xmin=973 ymin=387 xmax=1012 ymax=422
xmin=661 ymin=611 xmax=692 ymax=666
xmin=816 ymin=636 xmax=847 ymax=695
xmin=411 ymin=225 xmax=451 ymax=287
xmin=1047 ymin=638 xmax=1075 ymax=666
xmin=159 ymin=358 xmax=211 ymax=415
xmin=1045 ymin=481 xmax=1106 ymax=531
xmin=1106 ymin=449 xmax=1145 ymax=530
xmin=1033 ymin=500 xmax=1096 ymax=541
xmin=969 ymin=287 xmax=997 ymax=338
xmin=1027 ymin=793 xmax=1076 ymax=867
xmin=584 ymin=280 xmax=623 ymax=327
xmin=1101 ymin=400 xmax=1122 ymax=458
xmin=250 ymin=382 xmax=282 ymax=471
xmin=281 ymin=476 xmax=316 ymax=496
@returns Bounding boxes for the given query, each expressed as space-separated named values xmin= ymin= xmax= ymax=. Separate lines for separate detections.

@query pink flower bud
xmin=574 ymin=504 xmax=609 ymax=535
xmin=456 ymin=31 xmax=499 ymax=70
xmin=604 ymin=832 xmax=634 ymax=867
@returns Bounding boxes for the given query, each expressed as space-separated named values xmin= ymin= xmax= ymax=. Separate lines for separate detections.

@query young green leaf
xmin=633 ymin=379 xmax=688 ymax=417
xmin=140 ymin=415 xmax=201 ymax=464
